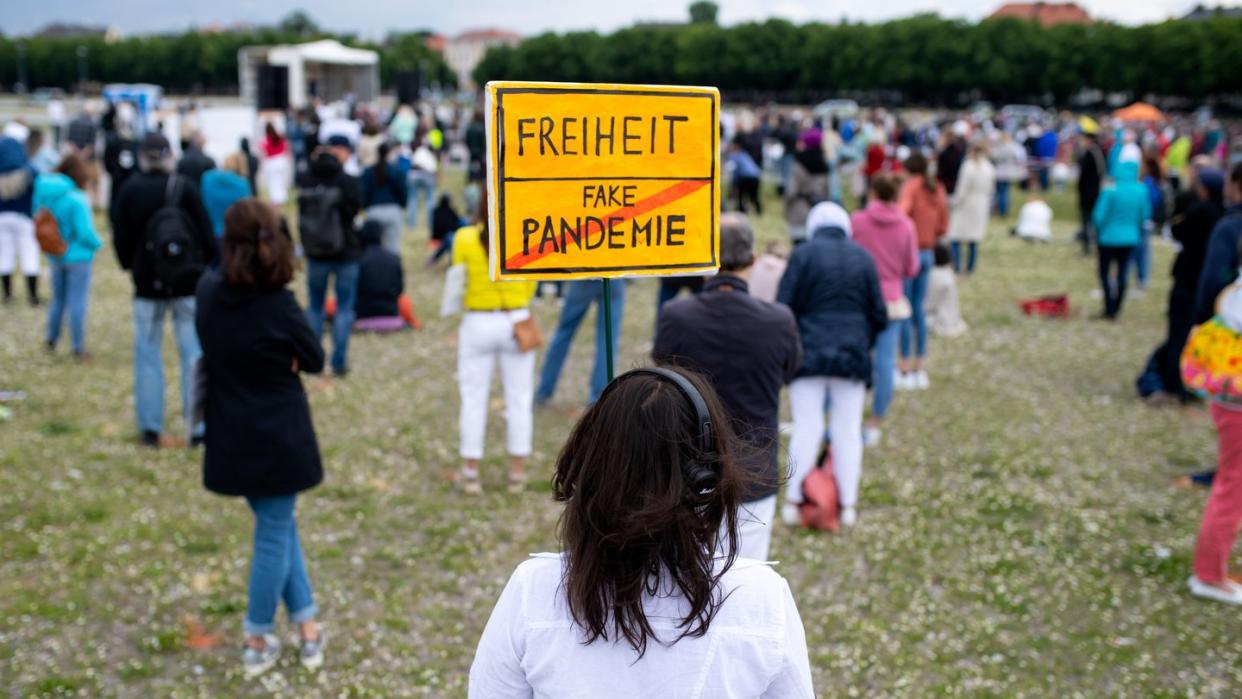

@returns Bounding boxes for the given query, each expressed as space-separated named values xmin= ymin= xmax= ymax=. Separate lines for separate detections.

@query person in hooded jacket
xmin=783 ymin=128 xmax=831 ymax=243
xmin=195 ymin=198 xmax=326 ymax=678
xmin=297 ymin=136 xmax=362 ymax=376
xmin=36 ymin=154 xmax=101 ymax=358
xmin=0 ymin=136 xmax=39 ymax=304
xmin=777 ymin=202 xmax=887 ymax=529
xmin=1093 ymin=160 xmax=1152 ymax=320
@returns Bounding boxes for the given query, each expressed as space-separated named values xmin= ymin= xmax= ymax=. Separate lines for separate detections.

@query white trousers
xmin=458 ymin=310 xmax=536 ymax=460
xmin=736 ymin=495 xmax=777 ymax=561
xmin=786 ymin=376 xmax=866 ymax=508
xmin=262 ymin=155 xmax=291 ymax=206
xmin=0 ymin=213 xmax=38 ymax=276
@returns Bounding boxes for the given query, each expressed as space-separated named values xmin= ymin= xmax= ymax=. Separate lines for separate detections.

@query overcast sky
xmin=6 ymin=0 xmax=1206 ymax=38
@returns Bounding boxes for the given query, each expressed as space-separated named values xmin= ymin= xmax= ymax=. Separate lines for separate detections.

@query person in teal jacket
xmin=1093 ymin=160 xmax=1152 ymax=320
xmin=35 ymin=154 xmax=102 ymax=358
xmin=201 ymin=153 xmax=253 ymax=237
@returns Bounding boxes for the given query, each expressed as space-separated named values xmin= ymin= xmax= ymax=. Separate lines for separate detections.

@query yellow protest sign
xmin=484 ymin=81 xmax=721 ymax=281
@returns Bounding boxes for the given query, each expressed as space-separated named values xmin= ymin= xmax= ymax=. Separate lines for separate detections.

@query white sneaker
xmin=914 ymin=371 xmax=930 ymax=390
xmin=780 ymin=503 xmax=801 ymax=527
xmin=863 ymin=427 xmax=882 ymax=447
xmin=894 ymin=372 xmax=912 ymax=391
xmin=1188 ymin=575 xmax=1242 ymax=604
xmin=242 ymin=634 xmax=282 ymax=678
xmin=839 ymin=506 xmax=857 ymax=527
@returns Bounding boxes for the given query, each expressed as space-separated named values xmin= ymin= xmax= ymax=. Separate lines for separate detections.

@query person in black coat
xmin=195 ymin=197 xmax=326 ymax=677
xmin=176 ymin=131 xmax=217 ymax=186
xmin=776 ymin=201 xmax=887 ymax=529
xmin=1076 ymin=131 xmax=1107 ymax=255
xmin=1143 ymin=165 xmax=1225 ymax=401
xmin=653 ymin=213 xmax=801 ymax=559
xmin=352 ymin=219 xmax=421 ymax=330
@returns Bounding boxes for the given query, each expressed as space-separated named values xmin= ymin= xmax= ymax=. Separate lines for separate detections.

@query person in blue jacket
xmin=201 ymin=153 xmax=253 ymax=237
xmin=1093 ymin=160 xmax=1152 ymax=320
xmin=35 ymin=154 xmax=102 ymax=358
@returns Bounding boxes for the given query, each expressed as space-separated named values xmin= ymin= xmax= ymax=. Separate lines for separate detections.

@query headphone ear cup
xmin=684 ymin=460 xmax=719 ymax=495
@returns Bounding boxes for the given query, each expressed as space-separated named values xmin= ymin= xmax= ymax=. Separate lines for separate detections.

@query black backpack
xmin=297 ymin=185 xmax=345 ymax=258
xmin=143 ymin=175 xmax=205 ymax=298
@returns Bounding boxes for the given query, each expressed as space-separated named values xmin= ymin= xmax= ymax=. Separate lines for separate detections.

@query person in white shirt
xmin=1013 ymin=192 xmax=1054 ymax=242
xmin=469 ymin=367 xmax=815 ymax=699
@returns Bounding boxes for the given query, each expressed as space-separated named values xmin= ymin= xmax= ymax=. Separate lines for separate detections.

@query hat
xmin=326 ymin=134 xmax=353 ymax=150
xmin=2 ymin=121 xmax=29 ymax=143
xmin=139 ymin=133 xmax=171 ymax=157
xmin=805 ymin=202 xmax=852 ymax=238
xmin=1077 ymin=115 xmax=1100 ymax=136
xmin=798 ymin=127 xmax=823 ymax=153
xmin=1199 ymin=168 xmax=1225 ymax=202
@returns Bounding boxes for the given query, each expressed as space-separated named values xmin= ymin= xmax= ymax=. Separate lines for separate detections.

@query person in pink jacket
xmin=851 ymin=173 xmax=919 ymax=446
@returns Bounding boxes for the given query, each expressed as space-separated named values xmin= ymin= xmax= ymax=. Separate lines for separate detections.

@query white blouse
xmin=469 ymin=553 xmax=815 ymax=699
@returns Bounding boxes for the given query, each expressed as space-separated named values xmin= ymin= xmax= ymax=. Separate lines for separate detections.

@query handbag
xmin=440 ymin=264 xmax=466 ymax=318
xmin=512 ymin=314 xmax=544 ymax=353
xmin=798 ymin=448 xmax=840 ymax=532
xmin=886 ymin=296 xmax=913 ymax=322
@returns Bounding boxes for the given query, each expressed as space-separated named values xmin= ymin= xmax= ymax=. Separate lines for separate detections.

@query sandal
xmin=507 ymin=471 xmax=528 ymax=494
xmin=458 ymin=469 xmax=482 ymax=495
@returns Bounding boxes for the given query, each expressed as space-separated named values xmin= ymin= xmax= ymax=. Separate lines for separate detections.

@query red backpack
xmin=799 ymin=449 xmax=840 ymax=531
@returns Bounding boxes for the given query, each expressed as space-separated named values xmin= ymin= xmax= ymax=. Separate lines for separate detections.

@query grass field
xmin=1 ymin=180 xmax=1236 ymax=697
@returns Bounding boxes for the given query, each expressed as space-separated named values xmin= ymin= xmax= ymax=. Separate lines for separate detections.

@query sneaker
xmin=1188 ymin=575 xmax=1242 ymax=605
xmin=840 ymin=506 xmax=857 ymax=527
xmin=299 ymin=631 xmax=325 ymax=671
xmin=914 ymin=371 xmax=930 ymax=390
xmin=894 ymin=372 xmax=913 ymax=391
xmin=242 ymin=634 xmax=282 ymax=678
xmin=140 ymin=430 xmax=161 ymax=448
xmin=862 ymin=427 xmax=882 ymax=447
xmin=780 ymin=503 xmax=801 ymax=527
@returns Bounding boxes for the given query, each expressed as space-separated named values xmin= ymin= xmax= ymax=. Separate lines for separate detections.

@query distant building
xmin=424 ymin=33 xmax=448 ymax=55
xmin=988 ymin=2 xmax=1093 ymax=27
xmin=444 ymin=29 xmax=522 ymax=91
xmin=1182 ymin=4 xmax=1242 ymax=20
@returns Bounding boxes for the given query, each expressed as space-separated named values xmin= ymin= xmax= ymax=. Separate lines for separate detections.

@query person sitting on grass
xmin=1013 ymin=190 xmax=1053 ymax=242
xmin=352 ymin=219 xmax=422 ymax=332
xmin=469 ymin=367 xmax=814 ymax=697
xmin=195 ymin=198 xmax=326 ymax=677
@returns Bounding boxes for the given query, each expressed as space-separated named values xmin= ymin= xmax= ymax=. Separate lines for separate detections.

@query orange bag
xmin=35 ymin=208 xmax=67 ymax=256
xmin=799 ymin=449 xmax=840 ymax=531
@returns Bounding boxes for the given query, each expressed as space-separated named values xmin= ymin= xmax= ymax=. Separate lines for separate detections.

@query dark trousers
xmin=1098 ymin=245 xmax=1135 ymax=318
xmin=734 ymin=176 xmax=762 ymax=214
xmin=1156 ymin=284 xmax=1197 ymax=396
xmin=1078 ymin=194 xmax=1098 ymax=255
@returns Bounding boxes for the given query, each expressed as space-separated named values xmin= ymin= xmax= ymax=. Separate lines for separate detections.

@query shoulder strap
xmin=165 ymin=174 xmax=182 ymax=208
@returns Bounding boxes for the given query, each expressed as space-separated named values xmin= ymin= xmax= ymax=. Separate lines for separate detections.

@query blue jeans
xmin=536 ymin=279 xmax=626 ymax=405
xmin=900 ymin=250 xmax=935 ymax=360
xmin=995 ymin=181 xmax=1012 ymax=217
xmin=46 ymin=261 xmax=92 ymax=353
xmin=305 ymin=259 xmax=359 ymax=374
xmin=950 ymin=241 xmax=978 ymax=274
xmin=871 ymin=320 xmax=900 ymax=419
xmin=133 ymin=297 xmax=203 ymax=437
xmin=244 ymin=495 xmax=317 ymax=636
xmin=1132 ymin=229 xmax=1151 ymax=288
xmin=406 ymin=171 xmax=436 ymax=229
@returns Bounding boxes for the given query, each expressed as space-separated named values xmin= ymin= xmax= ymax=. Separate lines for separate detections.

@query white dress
xmin=469 ymin=554 xmax=815 ymax=699
xmin=947 ymin=157 xmax=996 ymax=243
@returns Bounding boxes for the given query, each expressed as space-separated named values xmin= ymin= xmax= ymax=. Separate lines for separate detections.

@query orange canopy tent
xmin=1113 ymin=102 xmax=1166 ymax=123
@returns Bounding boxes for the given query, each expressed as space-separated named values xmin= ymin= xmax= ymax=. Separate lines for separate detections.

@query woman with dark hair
xmin=359 ymin=141 xmax=408 ymax=254
xmin=896 ymin=152 xmax=949 ymax=391
xmin=36 ymin=153 xmax=101 ymax=359
xmin=451 ymin=192 xmax=537 ymax=495
xmin=470 ymin=367 xmax=814 ymax=697
xmin=195 ymin=198 xmax=326 ymax=678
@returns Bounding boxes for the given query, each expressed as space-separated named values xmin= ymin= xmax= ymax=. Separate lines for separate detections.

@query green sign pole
xmin=602 ymin=278 xmax=615 ymax=382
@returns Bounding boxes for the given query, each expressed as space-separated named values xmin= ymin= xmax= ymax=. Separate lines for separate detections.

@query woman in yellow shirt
xmin=452 ymin=194 xmax=537 ymax=494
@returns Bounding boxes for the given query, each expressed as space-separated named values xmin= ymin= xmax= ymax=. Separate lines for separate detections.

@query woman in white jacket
xmin=947 ymin=142 xmax=996 ymax=275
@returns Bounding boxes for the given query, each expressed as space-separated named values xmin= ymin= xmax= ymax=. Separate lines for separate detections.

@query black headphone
xmin=616 ymin=367 xmax=720 ymax=495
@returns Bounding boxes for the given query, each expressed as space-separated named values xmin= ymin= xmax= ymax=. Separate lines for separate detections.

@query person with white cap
xmin=777 ymin=202 xmax=888 ymax=528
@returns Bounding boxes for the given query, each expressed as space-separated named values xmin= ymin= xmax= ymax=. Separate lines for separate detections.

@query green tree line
xmin=0 ymin=17 xmax=454 ymax=93
xmin=474 ymin=14 xmax=1242 ymax=104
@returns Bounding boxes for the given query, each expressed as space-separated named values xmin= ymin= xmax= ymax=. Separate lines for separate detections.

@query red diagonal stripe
xmin=504 ymin=179 xmax=710 ymax=270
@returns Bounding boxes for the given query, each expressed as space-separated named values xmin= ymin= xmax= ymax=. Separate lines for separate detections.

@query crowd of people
xmin=7 ymin=90 xmax=1242 ymax=692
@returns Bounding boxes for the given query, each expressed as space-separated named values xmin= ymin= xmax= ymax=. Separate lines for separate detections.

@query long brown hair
xmin=221 ymin=198 xmax=294 ymax=289
xmin=552 ymin=367 xmax=746 ymax=657
xmin=905 ymin=152 xmax=936 ymax=193
xmin=474 ymin=187 xmax=490 ymax=253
